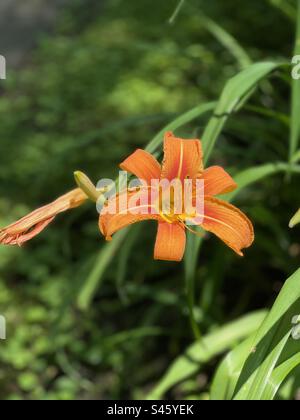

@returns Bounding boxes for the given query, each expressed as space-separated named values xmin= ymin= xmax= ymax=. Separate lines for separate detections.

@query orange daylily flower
xmin=0 ymin=188 xmax=87 ymax=246
xmin=99 ymin=131 xmax=254 ymax=261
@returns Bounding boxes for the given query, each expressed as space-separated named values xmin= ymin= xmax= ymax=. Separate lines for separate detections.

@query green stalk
xmin=289 ymin=0 xmax=300 ymax=163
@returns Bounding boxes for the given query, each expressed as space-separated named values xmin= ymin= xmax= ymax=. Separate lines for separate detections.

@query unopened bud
xmin=74 ymin=171 xmax=102 ymax=203
xmin=289 ymin=208 xmax=300 ymax=228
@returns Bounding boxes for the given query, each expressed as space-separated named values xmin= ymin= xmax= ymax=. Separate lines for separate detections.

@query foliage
xmin=0 ymin=0 xmax=300 ymax=400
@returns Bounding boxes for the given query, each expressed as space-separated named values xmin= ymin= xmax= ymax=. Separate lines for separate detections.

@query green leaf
xmin=210 ymin=336 xmax=257 ymax=400
xmin=146 ymin=310 xmax=267 ymax=399
xmin=184 ymin=231 xmax=204 ymax=339
xmin=116 ymin=224 xmax=142 ymax=304
xmin=245 ymin=104 xmax=290 ymax=126
xmin=292 ymin=149 xmax=300 ymax=163
xmin=263 ymin=341 xmax=300 ymax=399
xmin=146 ymin=102 xmax=215 ymax=154
xmin=267 ymin=0 xmax=296 ymax=21
xmin=289 ymin=0 xmax=300 ymax=162
xmin=168 ymin=0 xmax=186 ymax=24
xmin=211 ymin=325 xmax=300 ymax=400
xmin=224 ymin=162 xmax=300 ymax=202
xmin=233 ymin=268 xmax=300 ymax=400
xmin=77 ymin=228 xmax=129 ymax=310
xmin=203 ymin=61 xmax=284 ymax=163
xmin=199 ymin=13 xmax=252 ymax=69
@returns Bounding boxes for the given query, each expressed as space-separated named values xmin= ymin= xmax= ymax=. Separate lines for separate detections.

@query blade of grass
xmin=233 ymin=268 xmax=300 ymax=400
xmin=263 ymin=342 xmax=300 ymax=400
xmin=199 ymin=13 xmax=252 ymax=69
xmin=184 ymin=231 xmax=204 ymax=339
xmin=224 ymin=162 xmax=300 ymax=202
xmin=116 ymin=224 xmax=142 ymax=304
xmin=146 ymin=310 xmax=267 ymax=400
xmin=103 ymin=326 xmax=164 ymax=348
xmin=168 ymin=0 xmax=186 ymax=24
xmin=210 ymin=336 xmax=256 ymax=400
xmin=267 ymin=0 xmax=296 ymax=21
xmin=292 ymin=149 xmax=300 ymax=162
xmin=245 ymin=104 xmax=290 ymax=126
xmin=77 ymin=228 xmax=129 ymax=310
xmin=211 ymin=328 xmax=300 ymax=400
xmin=203 ymin=61 xmax=284 ymax=163
xmin=146 ymin=102 xmax=215 ymax=154
xmin=289 ymin=0 xmax=300 ymax=163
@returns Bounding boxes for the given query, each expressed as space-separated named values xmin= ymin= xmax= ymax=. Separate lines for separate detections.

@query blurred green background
xmin=0 ymin=0 xmax=299 ymax=400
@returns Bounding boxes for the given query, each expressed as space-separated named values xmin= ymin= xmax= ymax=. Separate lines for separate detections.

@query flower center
xmin=157 ymin=185 xmax=196 ymax=224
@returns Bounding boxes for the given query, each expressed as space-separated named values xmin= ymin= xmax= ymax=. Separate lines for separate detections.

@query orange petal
xmin=201 ymin=197 xmax=254 ymax=256
xmin=154 ymin=222 xmax=186 ymax=261
xmin=0 ymin=188 xmax=87 ymax=246
xmin=200 ymin=166 xmax=237 ymax=196
xmin=99 ymin=190 xmax=160 ymax=240
xmin=161 ymin=131 xmax=203 ymax=182
xmin=120 ymin=149 xmax=161 ymax=184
